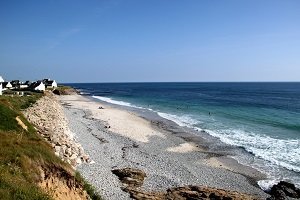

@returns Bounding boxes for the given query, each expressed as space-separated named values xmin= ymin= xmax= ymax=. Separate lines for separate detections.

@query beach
xmin=59 ymin=94 xmax=269 ymax=199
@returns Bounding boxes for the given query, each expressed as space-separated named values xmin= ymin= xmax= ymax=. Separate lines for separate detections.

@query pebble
xmin=23 ymin=93 xmax=89 ymax=168
xmin=60 ymin=95 xmax=269 ymax=200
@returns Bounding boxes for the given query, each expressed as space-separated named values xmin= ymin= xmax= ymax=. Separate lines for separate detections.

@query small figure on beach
xmin=99 ymin=106 xmax=104 ymax=109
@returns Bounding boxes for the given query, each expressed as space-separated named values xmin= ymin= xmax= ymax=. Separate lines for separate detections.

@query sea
xmin=66 ymin=82 xmax=300 ymax=189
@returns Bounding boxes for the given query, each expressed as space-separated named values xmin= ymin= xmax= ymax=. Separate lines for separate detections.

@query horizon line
xmin=62 ymin=81 xmax=300 ymax=84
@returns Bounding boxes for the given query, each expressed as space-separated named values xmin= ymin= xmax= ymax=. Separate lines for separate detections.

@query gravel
xmin=61 ymin=99 xmax=268 ymax=200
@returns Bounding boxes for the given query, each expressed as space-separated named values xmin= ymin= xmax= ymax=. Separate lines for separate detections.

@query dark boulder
xmin=267 ymin=181 xmax=300 ymax=200
xmin=112 ymin=168 xmax=258 ymax=200
xmin=111 ymin=168 xmax=146 ymax=187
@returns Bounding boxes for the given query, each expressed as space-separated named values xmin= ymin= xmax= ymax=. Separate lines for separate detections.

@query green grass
xmin=0 ymin=94 xmax=63 ymax=199
xmin=53 ymin=85 xmax=77 ymax=95
xmin=0 ymin=93 xmax=102 ymax=200
xmin=0 ymin=104 xmax=19 ymax=131
xmin=0 ymin=93 xmax=42 ymax=110
xmin=57 ymin=85 xmax=72 ymax=89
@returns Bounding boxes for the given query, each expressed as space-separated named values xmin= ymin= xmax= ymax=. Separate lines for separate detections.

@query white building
xmin=18 ymin=83 xmax=29 ymax=89
xmin=47 ymin=80 xmax=57 ymax=88
xmin=30 ymin=81 xmax=45 ymax=91
xmin=0 ymin=76 xmax=4 ymax=83
xmin=43 ymin=79 xmax=58 ymax=88
xmin=3 ymin=82 xmax=12 ymax=89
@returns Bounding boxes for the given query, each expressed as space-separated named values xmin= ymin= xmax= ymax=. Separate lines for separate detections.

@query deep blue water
xmin=67 ymin=82 xmax=300 ymax=187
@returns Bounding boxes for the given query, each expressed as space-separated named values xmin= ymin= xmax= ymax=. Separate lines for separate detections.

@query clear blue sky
xmin=0 ymin=0 xmax=299 ymax=83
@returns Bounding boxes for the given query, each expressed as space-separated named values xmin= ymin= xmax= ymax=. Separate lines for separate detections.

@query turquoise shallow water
xmin=67 ymin=82 xmax=300 ymax=188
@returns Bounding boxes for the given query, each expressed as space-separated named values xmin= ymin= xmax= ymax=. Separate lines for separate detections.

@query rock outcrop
xmin=267 ymin=181 xmax=300 ymax=200
xmin=112 ymin=168 xmax=146 ymax=188
xmin=23 ymin=92 xmax=89 ymax=168
xmin=112 ymin=167 xmax=258 ymax=200
xmin=53 ymin=87 xmax=78 ymax=95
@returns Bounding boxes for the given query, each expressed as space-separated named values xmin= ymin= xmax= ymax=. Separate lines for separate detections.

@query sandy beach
xmin=59 ymin=94 xmax=269 ymax=200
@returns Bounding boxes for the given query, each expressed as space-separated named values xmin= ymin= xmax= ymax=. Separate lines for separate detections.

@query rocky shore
xmin=59 ymin=94 xmax=270 ymax=200
xmin=23 ymin=92 xmax=90 ymax=168
xmin=22 ymin=91 xmax=300 ymax=200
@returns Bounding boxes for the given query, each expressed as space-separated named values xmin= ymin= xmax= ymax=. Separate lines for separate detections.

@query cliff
xmin=0 ymin=92 xmax=100 ymax=200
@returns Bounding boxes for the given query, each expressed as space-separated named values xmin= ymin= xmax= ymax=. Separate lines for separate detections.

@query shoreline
xmin=59 ymin=94 xmax=269 ymax=199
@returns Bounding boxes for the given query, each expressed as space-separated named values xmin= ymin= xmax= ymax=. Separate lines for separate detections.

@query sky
xmin=0 ymin=0 xmax=300 ymax=83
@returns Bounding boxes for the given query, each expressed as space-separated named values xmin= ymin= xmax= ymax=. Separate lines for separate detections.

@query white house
xmin=0 ymin=76 xmax=4 ymax=83
xmin=29 ymin=81 xmax=45 ymax=91
xmin=2 ymin=82 xmax=12 ymax=89
xmin=43 ymin=79 xmax=58 ymax=88
xmin=48 ymin=80 xmax=57 ymax=88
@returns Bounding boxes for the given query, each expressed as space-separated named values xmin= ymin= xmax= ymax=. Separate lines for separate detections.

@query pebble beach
xmin=59 ymin=94 xmax=269 ymax=200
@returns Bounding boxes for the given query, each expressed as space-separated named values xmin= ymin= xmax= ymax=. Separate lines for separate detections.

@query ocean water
xmin=67 ymin=82 xmax=300 ymax=188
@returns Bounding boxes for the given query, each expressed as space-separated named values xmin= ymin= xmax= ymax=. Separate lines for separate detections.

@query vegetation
xmin=57 ymin=85 xmax=72 ymax=89
xmin=53 ymin=85 xmax=78 ymax=95
xmin=0 ymin=94 xmax=55 ymax=199
xmin=0 ymin=94 xmax=101 ymax=200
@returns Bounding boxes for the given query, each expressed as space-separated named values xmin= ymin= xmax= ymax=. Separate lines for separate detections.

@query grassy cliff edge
xmin=0 ymin=92 xmax=101 ymax=200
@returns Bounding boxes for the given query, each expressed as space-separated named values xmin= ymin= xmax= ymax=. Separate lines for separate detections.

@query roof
xmin=43 ymin=79 xmax=56 ymax=86
xmin=11 ymin=80 xmax=20 ymax=87
xmin=2 ymin=82 xmax=11 ymax=88
xmin=29 ymin=81 xmax=44 ymax=89
xmin=0 ymin=76 xmax=4 ymax=82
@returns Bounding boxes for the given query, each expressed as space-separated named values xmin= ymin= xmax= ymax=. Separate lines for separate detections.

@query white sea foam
xmin=80 ymin=92 xmax=91 ymax=95
xmin=205 ymin=129 xmax=300 ymax=173
xmin=93 ymin=96 xmax=199 ymax=127
xmin=257 ymin=179 xmax=280 ymax=191
xmin=157 ymin=112 xmax=199 ymax=128
xmin=92 ymin=95 xmax=300 ymax=188
xmin=92 ymin=96 xmax=144 ymax=109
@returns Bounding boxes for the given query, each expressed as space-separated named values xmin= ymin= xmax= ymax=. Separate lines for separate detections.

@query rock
xmin=22 ymin=92 xmax=89 ymax=168
xmin=268 ymin=181 xmax=300 ymax=200
xmin=112 ymin=168 xmax=146 ymax=188
xmin=132 ymin=143 xmax=139 ymax=148
xmin=54 ymin=146 xmax=61 ymax=153
xmin=113 ymin=168 xmax=257 ymax=200
xmin=76 ymin=158 xmax=82 ymax=165
xmin=69 ymin=154 xmax=77 ymax=160
xmin=82 ymin=155 xmax=89 ymax=162
xmin=53 ymin=88 xmax=78 ymax=95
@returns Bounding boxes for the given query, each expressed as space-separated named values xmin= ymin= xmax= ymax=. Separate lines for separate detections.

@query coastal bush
xmin=53 ymin=85 xmax=78 ymax=95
